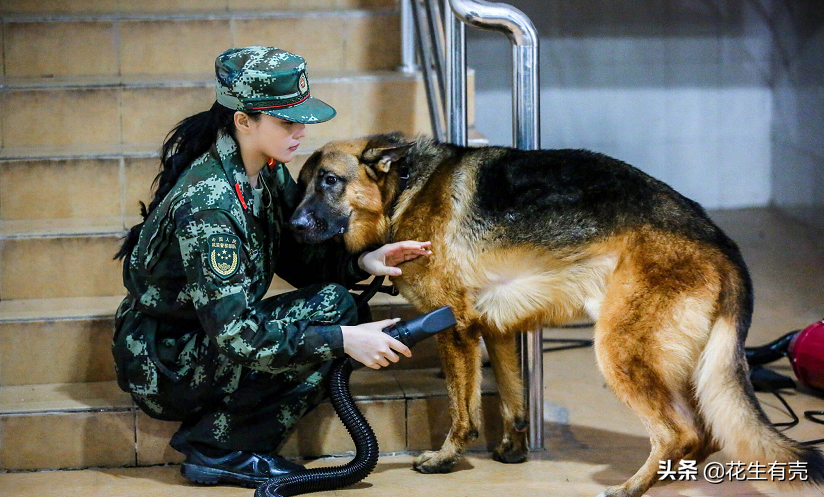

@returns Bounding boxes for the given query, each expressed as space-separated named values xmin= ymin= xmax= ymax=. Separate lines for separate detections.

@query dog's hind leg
xmin=593 ymin=325 xmax=704 ymax=497
xmin=681 ymin=400 xmax=720 ymax=464
xmin=484 ymin=331 xmax=528 ymax=464
xmin=591 ymin=257 xmax=718 ymax=497
xmin=413 ymin=324 xmax=483 ymax=474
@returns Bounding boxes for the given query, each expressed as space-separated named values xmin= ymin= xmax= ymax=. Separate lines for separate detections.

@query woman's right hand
xmin=341 ymin=319 xmax=412 ymax=369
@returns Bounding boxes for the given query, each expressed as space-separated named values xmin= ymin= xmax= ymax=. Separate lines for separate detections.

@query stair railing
xmin=405 ymin=0 xmax=448 ymax=140
xmin=400 ymin=0 xmax=544 ymax=451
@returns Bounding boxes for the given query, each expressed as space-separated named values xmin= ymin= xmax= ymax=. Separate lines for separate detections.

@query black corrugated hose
xmin=254 ymin=276 xmax=387 ymax=497
xmin=254 ymin=356 xmax=378 ymax=497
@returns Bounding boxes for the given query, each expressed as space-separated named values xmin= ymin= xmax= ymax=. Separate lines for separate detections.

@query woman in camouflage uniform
xmin=113 ymin=47 xmax=431 ymax=487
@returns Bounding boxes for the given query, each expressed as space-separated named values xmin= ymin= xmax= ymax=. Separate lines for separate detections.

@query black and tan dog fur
xmin=289 ymin=132 xmax=824 ymax=497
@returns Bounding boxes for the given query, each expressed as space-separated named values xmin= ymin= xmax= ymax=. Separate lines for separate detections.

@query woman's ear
xmin=234 ymin=111 xmax=253 ymax=134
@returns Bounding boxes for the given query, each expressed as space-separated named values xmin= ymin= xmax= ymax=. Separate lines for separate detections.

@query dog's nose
xmin=290 ymin=213 xmax=312 ymax=232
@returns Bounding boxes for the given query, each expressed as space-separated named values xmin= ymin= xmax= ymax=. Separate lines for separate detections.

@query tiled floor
xmin=2 ymin=208 xmax=824 ymax=497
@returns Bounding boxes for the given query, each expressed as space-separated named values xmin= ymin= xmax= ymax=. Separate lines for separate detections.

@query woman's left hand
xmin=358 ymin=240 xmax=432 ymax=277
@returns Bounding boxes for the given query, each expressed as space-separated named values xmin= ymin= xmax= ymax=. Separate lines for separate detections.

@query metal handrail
xmin=444 ymin=5 xmax=467 ymax=145
xmin=448 ymin=0 xmax=543 ymax=453
xmin=400 ymin=0 xmax=418 ymax=73
xmin=448 ymin=0 xmax=540 ymax=149
xmin=408 ymin=0 xmax=447 ymax=140
xmin=400 ymin=0 xmax=544 ymax=451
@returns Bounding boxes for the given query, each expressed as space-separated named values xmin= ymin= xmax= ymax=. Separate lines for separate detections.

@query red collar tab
xmin=235 ymin=182 xmax=248 ymax=210
xmin=267 ymin=157 xmax=277 ymax=170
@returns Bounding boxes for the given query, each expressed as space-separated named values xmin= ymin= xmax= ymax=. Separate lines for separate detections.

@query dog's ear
xmin=364 ymin=143 xmax=414 ymax=173
xmin=361 ymin=136 xmax=414 ymax=174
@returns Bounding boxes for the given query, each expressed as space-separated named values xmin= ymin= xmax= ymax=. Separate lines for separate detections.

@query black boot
xmin=171 ymin=434 xmax=305 ymax=487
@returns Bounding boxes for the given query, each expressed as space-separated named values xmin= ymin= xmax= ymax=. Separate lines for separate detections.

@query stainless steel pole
xmin=400 ymin=0 xmax=418 ymax=73
xmin=411 ymin=0 xmax=446 ymax=139
xmin=447 ymin=0 xmax=542 ymax=451
xmin=445 ymin=4 xmax=467 ymax=145
xmin=425 ymin=0 xmax=447 ymax=99
xmin=512 ymin=43 xmax=540 ymax=149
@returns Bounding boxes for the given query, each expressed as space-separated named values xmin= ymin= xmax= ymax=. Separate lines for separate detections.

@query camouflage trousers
xmin=113 ymin=283 xmax=358 ymax=452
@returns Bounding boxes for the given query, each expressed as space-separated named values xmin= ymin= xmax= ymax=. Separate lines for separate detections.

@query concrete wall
xmin=769 ymin=2 xmax=824 ymax=232
xmin=467 ymin=0 xmax=781 ymax=210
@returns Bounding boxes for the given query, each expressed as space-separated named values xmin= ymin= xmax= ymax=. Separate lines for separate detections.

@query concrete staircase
xmin=0 ymin=0 xmax=495 ymax=473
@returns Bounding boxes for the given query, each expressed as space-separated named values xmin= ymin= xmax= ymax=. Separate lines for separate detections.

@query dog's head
xmin=289 ymin=132 xmax=415 ymax=251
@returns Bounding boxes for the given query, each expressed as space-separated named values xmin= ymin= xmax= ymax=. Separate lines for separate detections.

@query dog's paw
xmin=492 ymin=427 xmax=528 ymax=464
xmin=412 ymin=450 xmax=459 ymax=474
xmin=492 ymin=440 xmax=528 ymax=464
xmin=596 ymin=485 xmax=634 ymax=497
xmin=412 ymin=451 xmax=437 ymax=468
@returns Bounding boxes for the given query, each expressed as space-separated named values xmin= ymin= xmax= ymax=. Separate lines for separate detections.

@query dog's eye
xmin=324 ymin=175 xmax=338 ymax=186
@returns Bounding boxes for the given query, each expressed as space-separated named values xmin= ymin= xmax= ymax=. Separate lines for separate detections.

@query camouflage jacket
xmin=120 ymin=133 xmax=368 ymax=373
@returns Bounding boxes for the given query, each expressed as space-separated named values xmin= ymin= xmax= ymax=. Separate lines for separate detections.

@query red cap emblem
xmin=298 ymin=73 xmax=308 ymax=94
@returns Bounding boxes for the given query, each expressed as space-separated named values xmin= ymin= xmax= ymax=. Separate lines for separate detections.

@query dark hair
xmin=114 ymin=101 xmax=258 ymax=260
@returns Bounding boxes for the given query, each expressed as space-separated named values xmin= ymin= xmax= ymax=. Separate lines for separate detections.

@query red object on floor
xmin=788 ymin=320 xmax=824 ymax=391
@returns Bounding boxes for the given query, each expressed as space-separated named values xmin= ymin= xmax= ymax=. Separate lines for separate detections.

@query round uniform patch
xmin=298 ymin=72 xmax=308 ymax=94
xmin=207 ymin=234 xmax=240 ymax=279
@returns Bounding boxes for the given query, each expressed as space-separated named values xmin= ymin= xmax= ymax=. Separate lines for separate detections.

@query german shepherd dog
xmin=289 ymin=132 xmax=824 ymax=496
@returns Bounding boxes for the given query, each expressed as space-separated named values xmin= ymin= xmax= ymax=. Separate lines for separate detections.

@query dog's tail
xmin=693 ymin=262 xmax=824 ymax=486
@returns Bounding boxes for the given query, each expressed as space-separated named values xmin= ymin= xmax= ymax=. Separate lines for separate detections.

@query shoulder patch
xmin=207 ymin=234 xmax=241 ymax=279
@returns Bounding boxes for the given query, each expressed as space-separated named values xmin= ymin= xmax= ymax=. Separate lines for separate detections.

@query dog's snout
xmin=290 ymin=212 xmax=313 ymax=231
xmin=288 ymin=195 xmax=343 ymax=244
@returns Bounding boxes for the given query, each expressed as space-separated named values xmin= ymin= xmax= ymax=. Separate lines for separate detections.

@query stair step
xmin=0 ymin=123 xmax=485 ymax=225
xmin=0 ymin=226 xmax=260 ymax=298
xmin=0 ymin=153 xmax=313 ymax=222
xmin=0 ymin=292 xmax=437 ymax=386
xmin=0 ymin=73 xmax=442 ymax=150
xmin=0 ymin=316 xmax=118 ymax=385
xmin=0 ymin=293 xmax=412 ymax=324
xmin=0 ymin=217 xmax=134 ymax=239
xmin=0 ymin=128 xmax=487 ymax=162
xmin=0 ymin=143 xmax=157 ymax=161
xmin=2 ymin=10 xmax=401 ymax=78
xmin=1 ymin=0 xmax=398 ymax=18
xmin=0 ymin=381 xmax=133 ymax=414
xmin=0 ymin=217 xmax=415 ymax=299
xmin=0 ymin=296 xmax=126 ymax=322
xmin=0 ymin=231 xmax=125 ymax=299
xmin=0 ymin=371 xmax=502 ymax=470
xmin=0 ymin=69 xmax=418 ymax=90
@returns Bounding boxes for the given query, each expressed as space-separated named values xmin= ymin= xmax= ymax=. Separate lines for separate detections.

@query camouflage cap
xmin=215 ymin=46 xmax=336 ymax=124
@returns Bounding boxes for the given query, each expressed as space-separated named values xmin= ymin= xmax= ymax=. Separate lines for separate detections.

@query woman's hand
xmin=341 ymin=319 xmax=412 ymax=369
xmin=358 ymin=240 xmax=432 ymax=277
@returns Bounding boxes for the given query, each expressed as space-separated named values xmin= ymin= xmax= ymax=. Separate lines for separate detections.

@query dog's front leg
xmin=484 ymin=331 xmax=528 ymax=463
xmin=413 ymin=324 xmax=483 ymax=473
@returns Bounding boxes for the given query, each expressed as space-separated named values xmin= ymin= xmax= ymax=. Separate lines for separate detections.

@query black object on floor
xmin=750 ymin=365 xmax=796 ymax=392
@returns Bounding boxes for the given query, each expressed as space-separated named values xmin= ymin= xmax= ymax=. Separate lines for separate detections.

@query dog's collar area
xmin=398 ymin=164 xmax=410 ymax=192
xmin=389 ymin=164 xmax=411 ymax=223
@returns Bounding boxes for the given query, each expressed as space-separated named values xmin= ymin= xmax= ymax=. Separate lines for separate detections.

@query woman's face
xmin=250 ymin=113 xmax=307 ymax=164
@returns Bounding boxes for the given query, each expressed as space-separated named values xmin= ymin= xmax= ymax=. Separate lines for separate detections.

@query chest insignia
xmin=207 ymin=234 xmax=240 ymax=279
